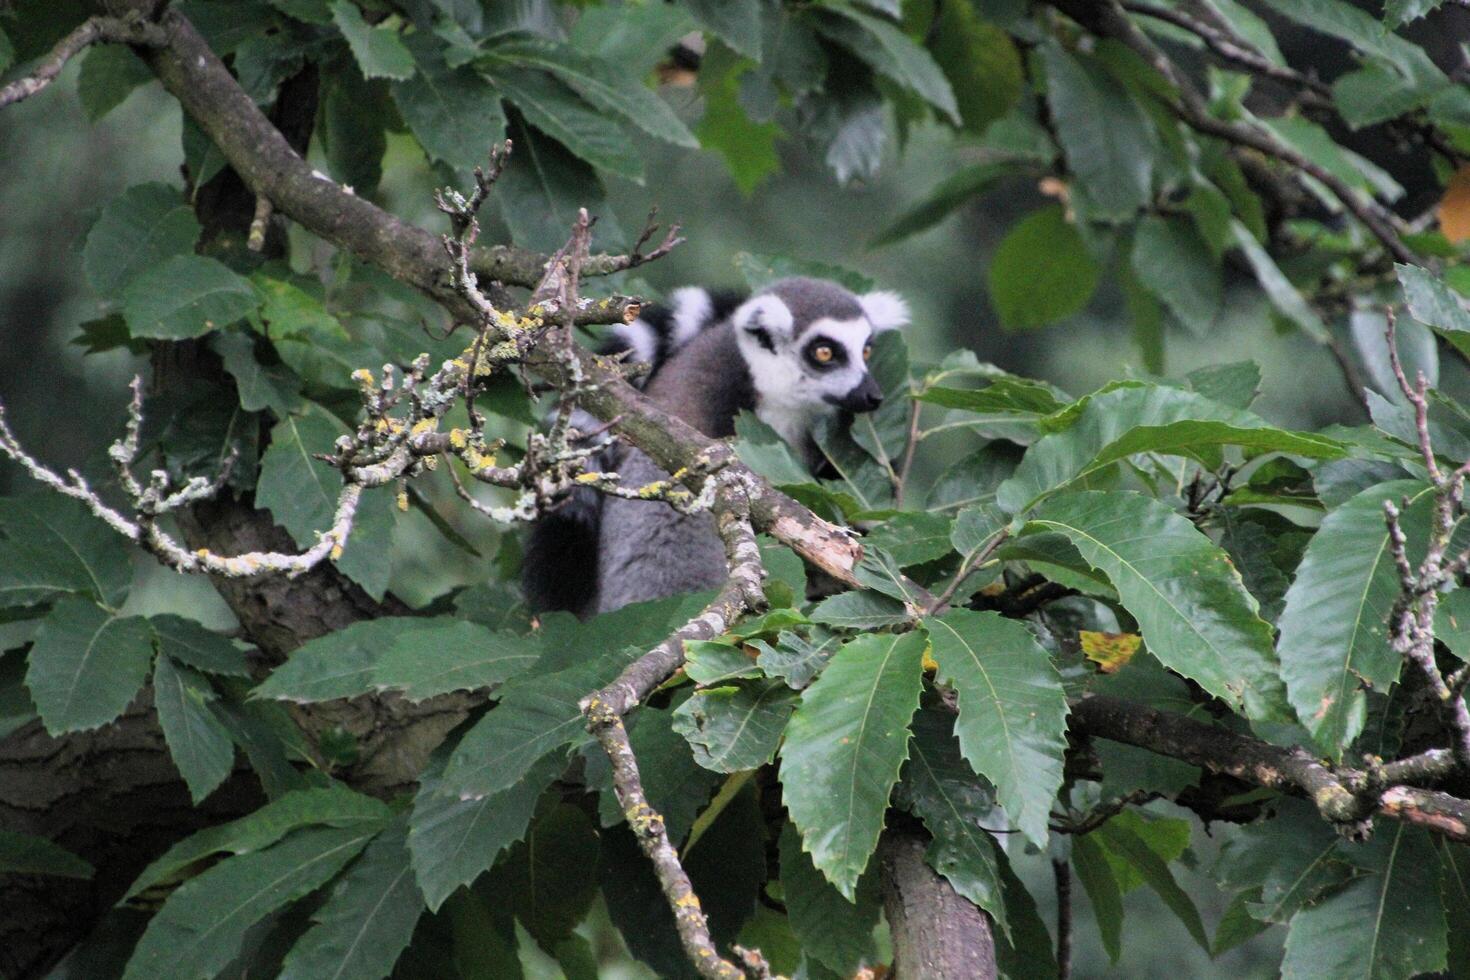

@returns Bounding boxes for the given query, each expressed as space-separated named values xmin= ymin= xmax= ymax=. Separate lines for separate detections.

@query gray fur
xmin=527 ymin=276 xmax=909 ymax=618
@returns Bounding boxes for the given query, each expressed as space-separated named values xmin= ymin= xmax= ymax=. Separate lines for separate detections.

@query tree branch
xmin=1047 ymin=0 xmax=1419 ymax=264
xmin=0 ymin=14 xmax=168 ymax=109
xmin=1069 ymin=694 xmax=1470 ymax=840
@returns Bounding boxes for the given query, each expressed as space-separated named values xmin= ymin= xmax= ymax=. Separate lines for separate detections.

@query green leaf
xmin=1132 ymin=215 xmax=1222 ymax=335
xmin=1025 ymin=492 xmax=1290 ymax=721
xmin=124 ymin=784 xmax=390 ymax=900
xmin=1096 ymin=818 xmax=1209 ymax=952
xmin=1258 ymin=0 xmax=1443 ymax=85
xmin=0 ymin=829 xmax=93 ymax=878
xmin=683 ymin=640 xmax=762 ymax=685
xmin=685 ymin=0 xmax=762 ymax=58
xmin=1215 ymin=800 xmax=1352 ymax=924
xmin=486 ymin=67 xmax=643 ymax=181
xmin=813 ymin=6 xmax=958 ymax=122
xmin=213 ymin=331 xmax=304 ymax=417
xmin=255 ymin=407 xmax=393 ymax=600
xmin=496 ymin=111 xmax=609 ymax=252
xmin=1278 ymin=480 xmax=1432 ymax=755
xmin=1333 ymin=62 xmax=1430 ymax=128
xmin=392 ymin=33 xmax=507 ymax=169
xmin=754 ymin=630 xmax=841 ymax=689
xmin=996 ymin=383 xmax=1350 ymax=514
xmin=408 ymin=752 xmax=559 ymax=912
xmin=320 ymin=61 xmax=388 ymax=195
xmin=1384 ymin=0 xmax=1446 ymax=27
xmin=922 ymin=611 xmax=1067 ymax=847
xmin=154 ymin=655 xmax=236 ymax=803
xmin=809 ymin=589 xmax=911 ymax=629
xmin=78 ymin=44 xmax=154 ymax=120
xmin=734 ymin=252 xmax=874 ymax=293
xmin=83 ymin=183 xmax=200 ymax=299
xmin=253 ymin=618 xmax=423 ymax=703
xmin=439 ymin=653 xmax=627 ymax=801
xmin=1232 ymin=220 xmax=1328 ymax=341
xmin=330 ymin=0 xmax=414 ymax=80
xmin=122 ymin=255 xmax=258 ymax=340
xmin=373 ymin=621 xmax=540 ymax=701
xmin=869 ymin=163 xmax=1006 ymax=247
xmin=1042 ymin=42 xmax=1156 ymax=219
xmin=1073 ymin=833 xmax=1126 ymax=963
xmin=1398 ymin=263 xmax=1470 ymax=356
xmin=501 ymin=803 xmax=600 ymax=947
xmin=277 ymin=819 xmax=423 ymax=980
xmin=988 ymin=206 xmax=1099 ymax=330
xmin=993 ymin=846 xmax=1061 ymax=977
xmin=864 ymin=512 xmax=955 ymax=567
xmin=1186 ymin=361 xmax=1262 ymax=409
xmin=0 ymin=494 xmax=133 ymax=608
xmin=928 ymin=1 xmax=1022 ymax=134
xmin=1281 ymin=824 xmax=1447 ymax=980
xmin=780 ymin=631 xmax=925 ymax=898
xmin=901 ymin=709 xmax=1007 ymax=936
xmin=672 ymin=679 xmax=798 ymax=773
xmin=26 ymin=599 xmax=154 ymax=734
xmin=694 ymin=64 xmax=780 ymax=195
xmin=485 ymin=38 xmax=697 ymax=148
xmin=121 ymin=824 xmax=376 ymax=980
xmin=777 ymin=822 xmax=879 ymax=975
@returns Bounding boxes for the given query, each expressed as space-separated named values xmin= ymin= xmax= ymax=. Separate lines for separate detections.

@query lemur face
xmin=733 ymin=278 xmax=909 ymax=423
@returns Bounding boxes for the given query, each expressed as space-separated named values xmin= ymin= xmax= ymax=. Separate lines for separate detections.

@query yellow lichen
xmin=330 ymin=543 xmax=344 ymax=561
xmin=396 ymin=491 xmax=409 ymax=512
xmin=410 ymin=417 xmax=438 ymax=436
xmin=350 ymin=368 xmax=374 ymax=388
xmin=575 ymin=472 xmax=603 ymax=484
xmin=448 ymin=428 xmax=468 ymax=450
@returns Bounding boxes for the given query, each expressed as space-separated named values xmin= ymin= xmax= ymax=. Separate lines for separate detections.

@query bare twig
xmin=581 ymin=470 xmax=770 ymax=979
xmin=1381 ymin=310 xmax=1470 ymax=769
xmin=0 ymin=15 xmax=169 ymax=109
xmin=926 ymin=528 xmax=1011 ymax=615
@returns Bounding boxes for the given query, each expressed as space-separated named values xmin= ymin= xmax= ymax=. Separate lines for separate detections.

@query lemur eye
xmin=812 ymin=345 xmax=834 ymax=363
xmin=862 ymin=344 xmax=873 ymax=362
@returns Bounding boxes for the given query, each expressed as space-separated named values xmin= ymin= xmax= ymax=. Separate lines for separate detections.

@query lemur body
xmin=523 ymin=276 xmax=908 ymax=618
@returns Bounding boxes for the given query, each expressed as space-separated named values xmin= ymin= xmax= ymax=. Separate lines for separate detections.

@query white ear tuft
xmin=733 ymin=294 xmax=794 ymax=341
xmin=860 ymin=290 xmax=909 ymax=332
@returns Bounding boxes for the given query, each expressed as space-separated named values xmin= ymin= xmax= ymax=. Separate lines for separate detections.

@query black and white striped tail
xmin=522 ymin=286 xmax=745 ymax=616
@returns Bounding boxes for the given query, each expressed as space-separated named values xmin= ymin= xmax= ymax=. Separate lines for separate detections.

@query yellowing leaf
xmin=1080 ymin=631 xmax=1141 ymax=673
xmin=1441 ymin=165 xmax=1470 ymax=244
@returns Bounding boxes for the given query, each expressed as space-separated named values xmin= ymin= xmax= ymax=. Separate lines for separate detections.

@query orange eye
xmin=863 ymin=345 xmax=873 ymax=362
xmin=813 ymin=345 xmax=834 ymax=363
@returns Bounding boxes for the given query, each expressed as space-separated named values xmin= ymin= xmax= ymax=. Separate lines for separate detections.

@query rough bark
xmin=880 ymin=828 xmax=998 ymax=980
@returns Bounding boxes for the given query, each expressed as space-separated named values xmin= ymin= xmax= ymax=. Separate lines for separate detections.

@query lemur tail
xmin=521 ymin=286 xmax=746 ymax=616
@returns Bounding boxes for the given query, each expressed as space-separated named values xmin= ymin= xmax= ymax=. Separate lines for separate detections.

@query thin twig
xmin=893 ymin=399 xmax=922 ymax=509
xmin=1052 ymin=859 xmax=1073 ymax=980
xmin=0 ymin=15 xmax=170 ymax=109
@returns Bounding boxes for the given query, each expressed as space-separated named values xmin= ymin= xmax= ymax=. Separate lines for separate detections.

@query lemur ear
xmin=733 ymin=294 xmax=794 ymax=352
xmin=859 ymin=290 xmax=909 ymax=332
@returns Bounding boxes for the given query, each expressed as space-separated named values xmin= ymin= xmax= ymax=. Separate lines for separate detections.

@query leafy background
xmin=3 ymin=0 xmax=1470 ymax=976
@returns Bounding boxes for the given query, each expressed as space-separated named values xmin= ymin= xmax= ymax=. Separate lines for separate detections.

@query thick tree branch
xmin=0 ymin=14 xmax=167 ymax=109
xmin=880 ymin=829 xmax=998 ymax=980
xmin=85 ymin=0 xmax=865 ymax=588
xmin=1069 ymin=694 xmax=1470 ymax=840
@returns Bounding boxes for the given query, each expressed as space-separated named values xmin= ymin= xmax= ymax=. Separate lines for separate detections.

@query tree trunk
xmin=880 ymin=829 xmax=998 ymax=980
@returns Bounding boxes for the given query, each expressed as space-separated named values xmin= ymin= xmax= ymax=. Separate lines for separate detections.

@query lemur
xmin=523 ymin=276 xmax=909 ymax=618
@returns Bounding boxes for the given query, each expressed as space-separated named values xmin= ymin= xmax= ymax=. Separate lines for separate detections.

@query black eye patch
xmin=746 ymin=326 xmax=775 ymax=352
xmin=803 ymin=336 xmax=846 ymax=370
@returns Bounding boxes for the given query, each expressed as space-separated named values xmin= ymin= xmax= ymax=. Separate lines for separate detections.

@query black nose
xmin=840 ymin=375 xmax=884 ymax=413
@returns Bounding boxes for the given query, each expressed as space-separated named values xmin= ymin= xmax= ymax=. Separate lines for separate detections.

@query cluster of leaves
xmin=7 ymin=1 xmax=1470 ymax=978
